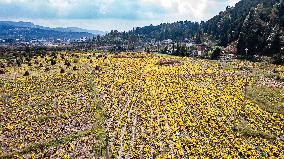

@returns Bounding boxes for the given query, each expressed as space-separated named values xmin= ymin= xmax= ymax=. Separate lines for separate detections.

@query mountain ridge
xmin=0 ymin=21 xmax=106 ymax=35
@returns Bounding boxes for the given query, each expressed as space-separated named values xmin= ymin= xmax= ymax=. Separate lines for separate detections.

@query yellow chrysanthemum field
xmin=0 ymin=52 xmax=283 ymax=158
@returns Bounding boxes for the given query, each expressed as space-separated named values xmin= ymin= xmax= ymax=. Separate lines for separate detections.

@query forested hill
xmin=133 ymin=21 xmax=200 ymax=41
xmin=100 ymin=21 xmax=200 ymax=45
xmin=102 ymin=0 xmax=284 ymax=56
xmin=202 ymin=0 xmax=284 ymax=55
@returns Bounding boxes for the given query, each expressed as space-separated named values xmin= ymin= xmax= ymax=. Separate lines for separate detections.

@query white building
xmin=162 ymin=39 xmax=173 ymax=44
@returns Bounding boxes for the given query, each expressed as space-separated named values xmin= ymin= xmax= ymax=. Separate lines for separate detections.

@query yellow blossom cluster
xmin=93 ymin=53 xmax=283 ymax=158
xmin=0 ymin=52 xmax=283 ymax=158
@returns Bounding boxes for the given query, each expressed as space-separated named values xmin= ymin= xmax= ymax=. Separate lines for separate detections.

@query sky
xmin=0 ymin=0 xmax=240 ymax=31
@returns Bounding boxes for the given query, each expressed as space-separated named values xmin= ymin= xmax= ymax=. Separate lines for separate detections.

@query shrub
xmin=7 ymin=61 xmax=13 ymax=67
xmin=65 ymin=61 xmax=71 ymax=67
xmin=45 ymin=67 xmax=50 ymax=72
xmin=60 ymin=68 xmax=65 ymax=74
xmin=16 ymin=60 xmax=22 ymax=67
xmin=51 ymin=59 xmax=56 ymax=65
xmin=73 ymin=66 xmax=78 ymax=71
xmin=272 ymin=53 xmax=284 ymax=65
xmin=0 ymin=63 xmax=5 ymax=68
xmin=0 ymin=69 xmax=5 ymax=74
xmin=211 ymin=48 xmax=222 ymax=60
xmin=95 ymin=66 xmax=102 ymax=71
xmin=23 ymin=71 xmax=30 ymax=76
xmin=96 ymin=54 xmax=103 ymax=59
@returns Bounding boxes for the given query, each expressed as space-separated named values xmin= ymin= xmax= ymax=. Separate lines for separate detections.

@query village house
xmin=196 ymin=44 xmax=208 ymax=56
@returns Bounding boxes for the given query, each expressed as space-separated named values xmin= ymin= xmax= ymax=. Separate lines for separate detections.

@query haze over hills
xmin=0 ymin=21 xmax=107 ymax=35
xmin=0 ymin=21 xmax=107 ymax=41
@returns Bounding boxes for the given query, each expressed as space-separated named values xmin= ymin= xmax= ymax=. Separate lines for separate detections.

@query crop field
xmin=0 ymin=52 xmax=106 ymax=158
xmin=0 ymin=52 xmax=283 ymax=158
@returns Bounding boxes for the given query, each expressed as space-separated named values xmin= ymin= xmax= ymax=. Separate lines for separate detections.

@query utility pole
xmin=245 ymin=48 xmax=248 ymax=57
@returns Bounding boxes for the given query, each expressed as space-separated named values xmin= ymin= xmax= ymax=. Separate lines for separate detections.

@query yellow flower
xmin=5 ymin=123 xmax=14 ymax=131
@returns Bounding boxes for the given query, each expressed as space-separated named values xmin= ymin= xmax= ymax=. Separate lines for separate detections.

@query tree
xmin=161 ymin=46 xmax=169 ymax=54
xmin=211 ymin=47 xmax=222 ymax=60
xmin=237 ymin=5 xmax=267 ymax=55
xmin=195 ymin=33 xmax=202 ymax=44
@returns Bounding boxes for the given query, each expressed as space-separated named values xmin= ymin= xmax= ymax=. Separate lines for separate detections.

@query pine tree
xmin=238 ymin=5 xmax=267 ymax=55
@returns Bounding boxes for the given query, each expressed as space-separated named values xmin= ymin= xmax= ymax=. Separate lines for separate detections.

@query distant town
xmin=0 ymin=37 xmax=90 ymax=47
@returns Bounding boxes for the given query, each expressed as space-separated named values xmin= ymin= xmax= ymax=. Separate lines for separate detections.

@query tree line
xmin=94 ymin=0 xmax=284 ymax=62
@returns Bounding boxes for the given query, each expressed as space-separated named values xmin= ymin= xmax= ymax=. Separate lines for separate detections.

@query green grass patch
xmin=246 ymin=85 xmax=284 ymax=114
xmin=233 ymin=120 xmax=276 ymax=140
xmin=0 ymin=128 xmax=105 ymax=159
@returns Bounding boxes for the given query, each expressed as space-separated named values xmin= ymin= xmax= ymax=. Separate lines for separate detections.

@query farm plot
xmin=0 ymin=52 xmax=105 ymax=158
xmin=94 ymin=53 xmax=283 ymax=158
xmin=0 ymin=52 xmax=283 ymax=158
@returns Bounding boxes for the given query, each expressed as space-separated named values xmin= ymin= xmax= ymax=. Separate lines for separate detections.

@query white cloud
xmin=0 ymin=0 xmax=241 ymax=30
xmin=97 ymin=0 xmax=115 ymax=14
xmin=140 ymin=0 xmax=208 ymax=20
xmin=139 ymin=0 xmax=237 ymax=21
xmin=0 ymin=0 xmax=239 ymax=20
xmin=228 ymin=0 xmax=239 ymax=6
xmin=47 ymin=0 xmax=74 ymax=16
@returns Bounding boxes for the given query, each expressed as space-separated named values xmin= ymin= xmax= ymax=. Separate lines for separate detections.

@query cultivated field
xmin=0 ymin=52 xmax=283 ymax=158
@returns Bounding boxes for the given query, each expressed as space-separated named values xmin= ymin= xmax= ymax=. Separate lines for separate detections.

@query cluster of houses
xmin=1 ymin=36 xmax=239 ymax=61
xmin=89 ymin=38 xmax=237 ymax=59
xmin=144 ymin=39 xmax=211 ymax=56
